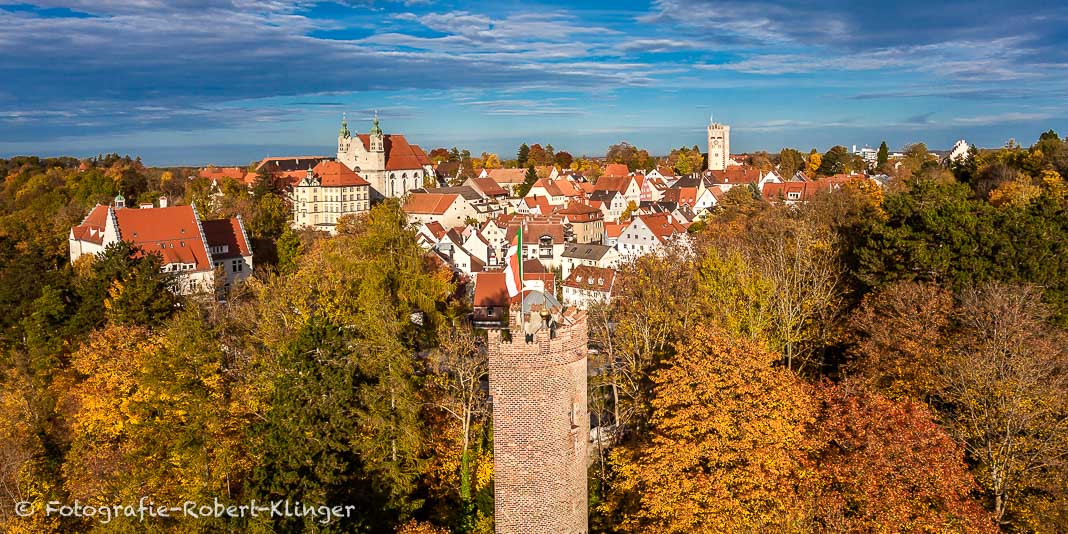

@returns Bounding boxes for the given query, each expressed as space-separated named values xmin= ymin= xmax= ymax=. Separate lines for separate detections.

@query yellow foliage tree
xmin=608 ymin=327 xmax=817 ymax=533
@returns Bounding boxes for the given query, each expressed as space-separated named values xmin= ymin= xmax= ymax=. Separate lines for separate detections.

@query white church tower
xmin=707 ymin=116 xmax=730 ymax=171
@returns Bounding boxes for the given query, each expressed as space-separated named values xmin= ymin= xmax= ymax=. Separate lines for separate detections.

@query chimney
xmin=159 ymin=196 xmax=169 ymax=208
xmin=139 ymin=202 xmax=153 ymax=209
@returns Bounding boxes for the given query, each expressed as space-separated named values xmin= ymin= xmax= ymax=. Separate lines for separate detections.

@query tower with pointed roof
xmin=487 ymin=292 xmax=589 ymax=534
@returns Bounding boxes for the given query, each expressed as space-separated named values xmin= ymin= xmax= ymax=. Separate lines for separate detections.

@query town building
xmin=616 ymin=212 xmax=689 ymax=258
xmin=291 ymin=160 xmax=371 ymax=234
xmin=336 ymin=113 xmax=433 ymax=200
xmin=560 ymin=243 xmax=618 ymax=280
xmin=562 ymin=265 xmax=615 ymax=309
xmin=707 ymin=116 xmax=731 ymax=171
xmin=559 ymin=203 xmax=605 ymax=244
xmin=403 ymin=192 xmax=477 ymax=229
xmin=69 ymin=196 xmax=252 ymax=294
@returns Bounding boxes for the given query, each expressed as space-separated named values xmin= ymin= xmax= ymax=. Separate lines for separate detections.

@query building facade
xmin=69 ymin=197 xmax=252 ymax=294
xmin=336 ymin=113 xmax=433 ymax=200
xmin=291 ymin=161 xmax=371 ymax=234
xmin=487 ymin=295 xmax=588 ymax=534
xmin=707 ymin=117 xmax=731 ymax=171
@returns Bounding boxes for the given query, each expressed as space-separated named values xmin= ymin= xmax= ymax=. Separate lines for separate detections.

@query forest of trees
xmin=1 ymin=131 xmax=1067 ymax=532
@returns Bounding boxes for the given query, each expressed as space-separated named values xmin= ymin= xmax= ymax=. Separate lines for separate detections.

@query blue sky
xmin=0 ymin=0 xmax=1066 ymax=166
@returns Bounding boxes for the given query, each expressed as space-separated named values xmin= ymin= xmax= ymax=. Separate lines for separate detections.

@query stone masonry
xmin=487 ymin=306 xmax=589 ymax=534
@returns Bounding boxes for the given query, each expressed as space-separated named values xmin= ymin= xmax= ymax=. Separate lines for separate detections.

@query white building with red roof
xmin=616 ymin=212 xmax=689 ymax=258
xmin=291 ymin=160 xmax=371 ymax=234
xmin=562 ymin=265 xmax=615 ymax=309
xmin=403 ymin=192 xmax=477 ymax=229
xmin=69 ymin=196 xmax=252 ymax=294
xmin=336 ymin=113 xmax=433 ymax=199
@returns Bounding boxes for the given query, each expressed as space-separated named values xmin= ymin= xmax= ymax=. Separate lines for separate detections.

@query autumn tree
xmin=940 ymin=283 xmax=1068 ymax=527
xmin=554 ymin=150 xmax=573 ymax=169
xmin=607 ymin=327 xmax=816 ymax=533
xmin=846 ymin=281 xmax=955 ymax=401
xmin=777 ymin=148 xmax=804 ymax=178
xmin=809 ymin=383 xmax=994 ymax=532
xmin=424 ymin=323 xmax=490 ymax=531
xmin=805 ymin=149 xmax=822 ymax=178
xmin=877 ymin=141 xmax=889 ymax=171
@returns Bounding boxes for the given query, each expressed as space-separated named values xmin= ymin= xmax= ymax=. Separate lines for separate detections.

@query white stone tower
xmin=707 ymin=115 xmax=731 ymax=171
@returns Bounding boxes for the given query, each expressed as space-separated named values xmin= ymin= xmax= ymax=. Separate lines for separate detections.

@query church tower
xmin=487 ymin=292 xmax=589 ymax=534
xmin=368 ymin=111 xmax=386 ymax=173
xmin=707 ymin=116 xmax=730 ymax=171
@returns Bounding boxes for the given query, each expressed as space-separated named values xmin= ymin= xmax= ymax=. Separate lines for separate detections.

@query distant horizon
xmin=3 ymin=125 xmax=1058 ymax=169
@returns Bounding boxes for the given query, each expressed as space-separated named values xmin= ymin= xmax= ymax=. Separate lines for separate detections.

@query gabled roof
xmin=312 ymin=160 xmax=369 ymax=187
xmin=593 ymin=175 xmax=633 ymax=194
xmin=709 ymin=167 xmax=761 ymax=184
xmin=588 ymin=189 xmax=621 ymax=203
xmin=603 ymin=163 xmax=630 ymax=178
xmin=404 ymin=193 xmax=460 ymax=215
xmin=506 ymin=222 xmax=566 ymax=244
xmin=201 ymin=217 xmax=252 ymax=259
xmin=71 ymin=204 xmax=110 ymax=244
xmin=423 ymin=221 xmax=448 ymax=240
xmin=563 ymin=265 xmax=615 ymax=292
xmin=662 ymin=187 xmax=698 ymax=206
xmin=467 ymin=176 xmax=509 ymax=197
xmin=113 ymin=205 xmax=212 ymax=270
xmin=634 ymin=212 xmax=688 ymax=243
xmin=415 ymin=185 xmax=482 ymax=201
xmin=485 ymin=168 xmax=527 ymax=184
xmin=562 ymin=243 xmax=613 ymax=261
xmin=355 ymin=134 xmax=431 ymax=171
xmin=604 ymin=221 xmax=626 ymax=239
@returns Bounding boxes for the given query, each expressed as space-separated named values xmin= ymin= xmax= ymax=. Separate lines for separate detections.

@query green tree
xmin=516 ymin=143 xmax=530 ymax=167
xmin=877 ymin=141 xmax=889 ymax=171
xmin=777 ymin=148 xmax=805 ymax=179
xmin=516 ymin=165 xmax=538 ymax=197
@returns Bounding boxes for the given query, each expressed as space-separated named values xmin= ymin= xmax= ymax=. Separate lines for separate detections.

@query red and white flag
xmin=503 ymin=226 xmax=522 ymax=298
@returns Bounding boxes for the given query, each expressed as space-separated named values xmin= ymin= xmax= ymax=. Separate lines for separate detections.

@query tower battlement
xmin=487 ymin=300 xmax=589 ymax=534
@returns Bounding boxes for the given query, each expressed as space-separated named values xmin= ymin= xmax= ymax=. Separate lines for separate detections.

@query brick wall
xmin=488 ymin=309 xmax=588 ymax=534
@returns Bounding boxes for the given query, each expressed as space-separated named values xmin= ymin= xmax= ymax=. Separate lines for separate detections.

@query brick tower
xmin=487 ymin=291 xmax=588 ymax=534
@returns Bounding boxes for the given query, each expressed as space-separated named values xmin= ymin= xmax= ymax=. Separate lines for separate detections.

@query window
xmin=787 ymin=192 xmax=801 ymax=200
xmin=232 ymin=259 xmax=243 ymax=272
xmin=539 ymin=236 xmax=553 ymax=258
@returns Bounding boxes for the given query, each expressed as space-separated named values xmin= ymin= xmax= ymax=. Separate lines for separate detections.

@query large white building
xmin=291 ymin=160 xmax=371 ymax=234
xmin=69 ymin=196 xmax=252 ymax=294
xmin=707 ymin=116 xmax=731 ymax=171
xmin=336 ymin=113 xmax=434 ymax=200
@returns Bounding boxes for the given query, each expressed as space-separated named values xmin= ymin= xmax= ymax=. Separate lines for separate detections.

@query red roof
xmin=593 ymin=175 xmax=632 ymax=194
xmin=355 ymin=134 xmax=431 ymax=171
xmin=474 ymin=270 xmax=556 ymax=307
xmin=709 ymin=167 xmax=761 ymax=184
xmin=506 ymin=222 xmax=566 ymax=244
xmin=636 ymin=212 xmax=688 ymax=243
xmin=312 ymin=160 xmax=369 ymax=187
xmin=563 ymin=265 xmax=615 ymax=292
xmin=604 ymin=221 xmax=625 ymax=239
xmin=404 ymin=193 xmax=459 ymax=215
xmin=198 ymin=166 xmax=246 ymax=182
xmin=469 ymin=176 xmax=508 ymax=197
xmin=485 ymin=168 xmax=527 ymax=184
xmin=559 ymin=202 xmax=604 ymax=222
xmin=72 ymin=204 xmax=110 ymax=244
xmin=114 ymin=206 xmax=212 ymax=270
xmin=603 ymin=163 xmax=630 ymax=178
xmin=201 ymin=217 xmax=252 ymax=259
xmin=662 ymin=187 xmax=698 ymax=206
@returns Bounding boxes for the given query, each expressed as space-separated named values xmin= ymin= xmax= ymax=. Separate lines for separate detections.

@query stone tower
xmin=487 ymin=291 xmax=588 ymax=534
xmin=707 ymin=116 xmax=731 ymax=171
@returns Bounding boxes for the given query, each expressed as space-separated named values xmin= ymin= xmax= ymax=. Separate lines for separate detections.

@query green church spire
xmin=370 ymin=110 xmax=382 ymax=136
xmin=339 ymin=112 xmax=350 ymax=138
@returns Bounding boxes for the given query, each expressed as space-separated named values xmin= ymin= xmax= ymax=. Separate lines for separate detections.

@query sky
xmin=0 ymin=0 xmax=1066 ymax=166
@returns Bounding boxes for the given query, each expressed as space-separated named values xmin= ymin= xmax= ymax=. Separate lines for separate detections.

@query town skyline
xmin=1 ymin=0 xmax=1066 ymax=165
